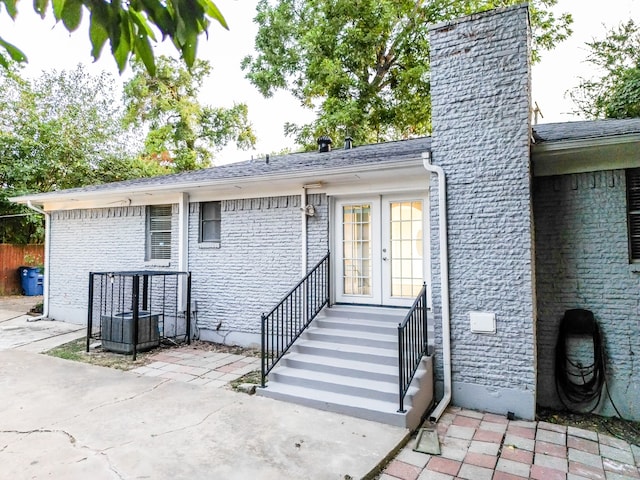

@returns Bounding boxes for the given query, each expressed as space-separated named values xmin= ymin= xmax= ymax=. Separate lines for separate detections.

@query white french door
xmin=334 ymin=195 xmax=427 ymax=307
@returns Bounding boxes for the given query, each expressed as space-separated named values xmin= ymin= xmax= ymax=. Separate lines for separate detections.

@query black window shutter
xmin=627 ymin=169 xmax=640 ymax=262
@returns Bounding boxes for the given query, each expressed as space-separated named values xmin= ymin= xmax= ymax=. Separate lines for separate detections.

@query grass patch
xmin=230 ymin=369 xmax=262 ymax=391
xmin=46 ymin=338 xmax=158 ymax=371
xmin=46 ymin=338 xmax=261 ymax=374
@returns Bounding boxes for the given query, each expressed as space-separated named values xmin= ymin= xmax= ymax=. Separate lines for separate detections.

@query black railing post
xmin=422 ymin=283 xmax=428 ymax=349
xmin=86 ymin=272 xmax=94 ymax=352
xmin=186 ymin=272 xmax=192 ymax=345
xmin=261 ymin=313 xmax=267 ymax=388
xmin=327 ymin=251 xmax=331 ymax=307
xmin=398 ymin=324 xmax=405 ymax=413
xmin=132 ymin=274 xmax=139 ymax=361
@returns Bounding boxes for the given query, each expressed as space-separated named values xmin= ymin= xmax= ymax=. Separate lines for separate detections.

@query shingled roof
xmin=532 ymin=118 xmax=640 ymax=143
xmin=11 ymin=118 xmax=640 ymax=203
xmin=15 ymin=137 xmax=432 ymax=200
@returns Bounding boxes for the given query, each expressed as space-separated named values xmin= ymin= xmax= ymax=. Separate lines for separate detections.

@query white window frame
xmin=147 ymin=205 xmax=172 ymax=260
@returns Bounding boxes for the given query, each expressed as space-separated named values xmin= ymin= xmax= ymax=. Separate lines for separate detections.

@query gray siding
xmin=189 ymin=196 xmax=302 ymax=345
xmin=534 ymin=171 xmax=640 ymax=420
xmin=429 ymin=5 xmax=536 ymax=418
xmin=49 ymin=206 xmax=179 ymax=323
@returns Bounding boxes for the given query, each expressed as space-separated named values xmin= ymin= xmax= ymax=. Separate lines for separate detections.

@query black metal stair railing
xmin=397 ymin=283 xmax=429 ymax=413
xmin=261 ymin=252 xmax=330 ymax=387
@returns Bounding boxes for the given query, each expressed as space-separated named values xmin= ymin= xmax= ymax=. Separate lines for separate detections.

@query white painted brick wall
xmin=429 ymin=5 xmax=535 ymax=417
xmin=535 ymin=171 xmax=640 ymax=420
xmin=188 ymin=196 xmax=302 ymax=341
xmin=49 ymin=206 xmax=179 ymax=323
xmin=48 ymin=195 xmax=320 ymax=344
xmin=306 ymin=193 xmax=329 ymax=268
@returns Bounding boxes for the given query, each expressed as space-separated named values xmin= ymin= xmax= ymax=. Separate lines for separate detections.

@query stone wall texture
xmin=534 ymin=171 xmax=640 ymax=420
xmin=429 ymin=5 xmax=536 ymax=418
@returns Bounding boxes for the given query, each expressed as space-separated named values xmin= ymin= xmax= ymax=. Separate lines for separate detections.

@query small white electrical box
xmin=469 ymin=311 xmax=496 ymax=334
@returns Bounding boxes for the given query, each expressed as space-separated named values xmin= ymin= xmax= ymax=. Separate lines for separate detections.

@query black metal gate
xmin=86 ymin=271 xmax=191 ymax=360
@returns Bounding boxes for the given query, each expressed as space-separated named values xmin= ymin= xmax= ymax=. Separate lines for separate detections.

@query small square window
xmin=200 ymin=201 xmax=221 ymax=243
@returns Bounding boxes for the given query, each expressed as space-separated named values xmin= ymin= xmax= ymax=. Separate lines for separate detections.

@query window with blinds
xmin=147 ymin=205 xmax=172 ymax=260
xmin=200 ymin=201 xmax=221 ymax=243
xmin=627 ymin=169 xmax=640 ymax=263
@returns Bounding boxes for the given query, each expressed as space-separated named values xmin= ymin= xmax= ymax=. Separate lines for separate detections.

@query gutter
xmin=25 ymin=201 xmax=50 ymax=321
xmin=422 ymin=151 xmax=452 ymax=422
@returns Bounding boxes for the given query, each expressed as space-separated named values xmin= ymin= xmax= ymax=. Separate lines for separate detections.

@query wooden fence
xmin=0 ymin=244 xmax=45 ymax=295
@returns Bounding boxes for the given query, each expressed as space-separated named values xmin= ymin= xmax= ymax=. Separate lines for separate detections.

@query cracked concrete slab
xmin=0 ymin=350 xmax=408 ymax=479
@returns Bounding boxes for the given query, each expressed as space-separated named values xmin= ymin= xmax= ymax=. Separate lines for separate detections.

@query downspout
xmin=301 ymin=187 xmax=307 ymax=276
xmin=178 ymin=193 xmax=189 ymax=312
xmin=422 ymin=151 xmax=452 ymax=422
xmin=25 ymin=201 xmax=50 ymax=321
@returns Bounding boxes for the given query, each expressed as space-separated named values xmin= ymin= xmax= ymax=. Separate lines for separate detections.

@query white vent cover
xmin=469 ymin=311 xmax=496 ymax=334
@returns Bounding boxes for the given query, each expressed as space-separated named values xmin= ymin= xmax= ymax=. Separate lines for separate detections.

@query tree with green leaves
xmin=0 ymin=65 xmax=163 ymax=243
xmin=570 ymin=20 xmax=640 ymax=119
xmin=123 ymin=55 xmax=256 ymax=171
xmin=0 ymin=0 xmax=226 ymax=74
xmin=242 ymin=0 xmax=573 ymax=149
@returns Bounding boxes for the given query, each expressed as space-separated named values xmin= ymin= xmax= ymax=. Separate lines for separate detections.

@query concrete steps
xmin=257 ymin=305 xmax=434 ymax=429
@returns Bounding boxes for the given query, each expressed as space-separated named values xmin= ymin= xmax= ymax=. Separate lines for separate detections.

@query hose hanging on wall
xmin=555 ymin=309 xmax=606 ymax=413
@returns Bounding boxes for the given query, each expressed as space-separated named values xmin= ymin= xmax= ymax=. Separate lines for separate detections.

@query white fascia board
xmin=532 ymin=133 xmax=640 ymax=176
xmin=12 ymin=158 xmax=424 ymax=210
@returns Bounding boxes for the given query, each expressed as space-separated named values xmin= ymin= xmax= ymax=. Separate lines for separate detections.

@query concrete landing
xmin=0 ymin=350 xmax=409 ymax=479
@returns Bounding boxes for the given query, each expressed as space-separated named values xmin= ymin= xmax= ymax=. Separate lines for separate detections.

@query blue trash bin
xmin=20 ymin=267 xmax=42 ymax=296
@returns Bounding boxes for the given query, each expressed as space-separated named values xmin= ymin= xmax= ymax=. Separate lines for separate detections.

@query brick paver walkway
xmin=130 ymin=346 xmax=261 ymax=388
xmin=380 ymin=406 xmax=640 ymax=480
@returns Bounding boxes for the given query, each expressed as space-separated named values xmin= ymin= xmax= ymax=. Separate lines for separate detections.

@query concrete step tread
xmin=316 ymin=317 xmax=401 ymax=330
xmin=259 ymin=382 xmax=408 ymax=415
xmin=282 ymin=352 xmax=398 ymax=376
xmin=306 ymin=326 xmax=396 ymax=341
xmin=319 ymin=306 xmax=409 ymax=322
xmin=271 ymin=365 xmax=414 ymax=395
xmin=294 ymin=338 xmax=397 ymax=358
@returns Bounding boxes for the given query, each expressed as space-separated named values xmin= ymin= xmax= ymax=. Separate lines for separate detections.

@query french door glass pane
xmin=389 ymin=201 xmax=423 ymax=297
xmin=342 ymin=204 xmax=372 ymax=295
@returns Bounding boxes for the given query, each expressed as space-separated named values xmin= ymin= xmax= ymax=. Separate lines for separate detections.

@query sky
xmin=1 ymin=0 xmax=639 ymax=163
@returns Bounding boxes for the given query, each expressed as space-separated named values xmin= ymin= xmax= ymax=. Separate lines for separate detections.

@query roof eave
xmin=532 ymin=132 xmax=640 ymax=177
xmin=10 ymin=156 xmax=425 ymax=207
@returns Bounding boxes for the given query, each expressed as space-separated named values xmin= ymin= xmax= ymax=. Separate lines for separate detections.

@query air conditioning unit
xmin=100 ymin=311 xmax=160 ymax=354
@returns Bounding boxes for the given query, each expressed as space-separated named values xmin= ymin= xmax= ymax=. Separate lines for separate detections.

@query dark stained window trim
xmin=200 ymin=201 xmax=221 ymax=243
xmin=627 ymin=168 xmax=640 ymax=263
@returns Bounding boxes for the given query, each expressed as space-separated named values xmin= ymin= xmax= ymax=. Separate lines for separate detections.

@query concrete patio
xmin=1 ymin=296 xmax=639 ymax=479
